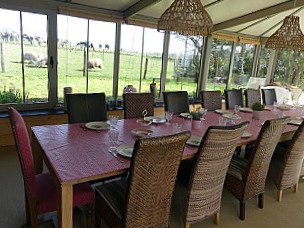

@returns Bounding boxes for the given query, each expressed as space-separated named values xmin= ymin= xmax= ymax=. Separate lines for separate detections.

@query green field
xmin=0 ymin=43 xmax=201 ymax=103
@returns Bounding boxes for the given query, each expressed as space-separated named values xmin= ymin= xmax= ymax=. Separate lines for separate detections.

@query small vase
xmin=252 ymin=110 xmax=262 ymax=120
xmin=192 ymin=119 xmax=202 ymax=130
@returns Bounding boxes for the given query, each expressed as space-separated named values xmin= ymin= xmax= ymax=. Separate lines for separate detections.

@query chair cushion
xmin=95 ymin=178 xmax=128 ymax=219
xmin=227 ymin=155 xmax=248 ymax=181
xmin=35 ymin=173 xmax=94 ymax=215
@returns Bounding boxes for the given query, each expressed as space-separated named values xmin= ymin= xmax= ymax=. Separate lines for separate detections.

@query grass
xmin=0 ymin=43 xmax=199 ymax=103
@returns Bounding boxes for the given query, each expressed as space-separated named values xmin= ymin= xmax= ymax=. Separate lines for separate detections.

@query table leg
xmin=32 ymin=135 xmax=43 ymax=174
xmin=57 ymin=184 xmax=73 ymax=228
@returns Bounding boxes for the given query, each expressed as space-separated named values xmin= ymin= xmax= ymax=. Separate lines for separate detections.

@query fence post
xmin=0 ymin=42 xmax=5 ymax=73
xmin=83 ymin=49 xmax=87 ymax=76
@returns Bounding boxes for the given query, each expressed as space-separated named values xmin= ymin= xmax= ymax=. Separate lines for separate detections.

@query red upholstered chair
xmin=8 ymin=107 xmax=94 ymax=228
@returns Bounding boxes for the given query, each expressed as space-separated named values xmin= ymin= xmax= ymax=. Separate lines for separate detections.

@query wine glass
xmin=234 ymin=105 xmax=240 ymax=115
xmin=165 ymin=111 xmax=173 ymax=125
xmin=109 ymin=115 xmax=118 ymax=129
xmin=108 ymin=129 xmax=119 ymax=153
xmin=200 ymin=108 xmax=208 ymax=121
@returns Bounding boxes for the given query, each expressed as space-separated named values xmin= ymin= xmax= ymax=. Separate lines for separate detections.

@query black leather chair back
xmin=262 ymin=89 xmax=277 ymax=105
xmin=66 ymin=93 xmax=107 ymax=123
xmin=224 ymin=89 xmax=244 ymax=110
xmin=163 ymin=91 xmax=189 ymax=114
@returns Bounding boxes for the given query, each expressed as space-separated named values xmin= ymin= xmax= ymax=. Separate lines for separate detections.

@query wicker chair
xmin=66 ymin=92 xmax=107 ymax=123
xmin=94 ymin=131 xmax=191 ymax=228
xmin=174 ymin=122 xmax=249 ymax=227
xmin=123 ymin=93 xmax=154 ymax=119
xmin=261 ymin=89 xmax=277 ymax=105
xmin=224 ymin=117 xmax=290 ymax=220
xmin=200 ymin=90 xmax=222 ymax=111
xmin=163 ymin=91 xmax=189 ymax=114
xmin=224 ymin=89 xmax=244 ymax=110
xmin=268 ymin=120 xmax=304 ymax=202
xmin=8 ymin=107 xmax=94 ymax=228
xmin=244 ymin=89 xmax=261 ymax=107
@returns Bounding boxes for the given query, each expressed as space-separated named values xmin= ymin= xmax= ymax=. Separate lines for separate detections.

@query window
xmin=230 ymin=42 xmax=255 ymax=89
xmin=274 ymin=50 xmax=304 ymax=88
xmin=0 ymin=9 xmax=48 ymax=104
xmin=119 ymin=25 xmax=164 ymax=97
xmin=207 ymin=38 xmax=232 ymax=92
xmin=166 ymin=33 xmax=203 ymax=98
xmin=256 ymin=45 xmax=271 ymax=78
xmin=57 ymin=15 xmax=116 ymax=101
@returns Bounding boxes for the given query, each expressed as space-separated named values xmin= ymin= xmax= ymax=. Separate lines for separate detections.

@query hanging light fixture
xmin=265 ymin=0 xmax=304 ymax=51
xmin=157 ymin=0 xmax=213 ymax=36
xmin=265 ymin=15 xmax=304 ymax=51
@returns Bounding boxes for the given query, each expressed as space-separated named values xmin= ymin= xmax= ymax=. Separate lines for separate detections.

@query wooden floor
xmin=1 ymin=146 xmax=304 ymax=228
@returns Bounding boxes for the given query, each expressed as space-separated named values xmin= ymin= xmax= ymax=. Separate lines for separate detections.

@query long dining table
xmin=31 ymin=106 xmax=302 ymax=228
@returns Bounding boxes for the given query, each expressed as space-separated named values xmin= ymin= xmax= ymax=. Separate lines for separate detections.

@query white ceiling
xmin=62 ymin=0 xmax=304 ymax=38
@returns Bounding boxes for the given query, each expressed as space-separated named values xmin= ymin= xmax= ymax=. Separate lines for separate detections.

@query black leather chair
xmin=163 ymin=91 xmax=189 ymax=114
xmin=66 ymin=93 xmax=107 ymax=123
xmin=261 ymin=89 xmax=277 ymax=105
xmin=224 ymin=89 xmax=244 ymax=110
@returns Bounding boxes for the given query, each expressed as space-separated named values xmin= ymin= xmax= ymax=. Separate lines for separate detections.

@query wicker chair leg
xmin=277 ymin=190 xmax=283 ymax=202
xmin=239 ymin=201 xmax=245 ymax=220
xmin=85 ymin=203 xmax=93 ymax=228
xmin=214 ymin=212 xmax=220 ymax=225
xmin=293 ymin=183 xmax=298 ymax=193
xmin=258 ymin=193 xmax=264 ymax=209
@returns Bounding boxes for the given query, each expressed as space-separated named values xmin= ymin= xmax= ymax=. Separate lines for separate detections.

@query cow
xmin=35 ymin=57 xmax=48 ymax=68
xmin=88 ymin=58 xmax=103 ymax=71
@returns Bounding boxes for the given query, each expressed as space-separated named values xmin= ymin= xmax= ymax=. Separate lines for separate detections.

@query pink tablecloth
xmin=31 ymin=106 xmax=301 ymax=183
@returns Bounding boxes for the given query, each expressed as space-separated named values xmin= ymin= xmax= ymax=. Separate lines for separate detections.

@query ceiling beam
xmin=123 ymin=0 xmax=162 ymax=20
xmin=204 ymin=0 xmax=224 ymax=8
xmin=214 ymin=0 xmax=304 ymax=31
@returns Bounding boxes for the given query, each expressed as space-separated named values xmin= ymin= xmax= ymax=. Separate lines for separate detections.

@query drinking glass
xmin=165 ymin=111 xmax=173 ymax=125
xmin=109 ymin=115 xmax=118 ymax=129
xmin=108 ymin=129 xmax=119 ymax=152
xmin=172 ymin=123 xmax=183 ymax=133
xmin=218 ymin=116 xmax=226 ymax=126
xmin=200 ymin=108 xmax=208 ymax=120
xmin=234 ymin=105 xmax=240 ymax=114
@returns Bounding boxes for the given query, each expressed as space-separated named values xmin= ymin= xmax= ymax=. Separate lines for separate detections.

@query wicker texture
xmin=163 ymin=91 xmax=189 ymax=114
xmin=123 ymin=93 xmax=154 ymax=119
xmin=157 ymin=0 xmax=213 ymax=36
xmin=265 ymin=16 xmax=304 ymax=51
xmin=95 ymin=132 xmax=191 ymax=228
xmin=225 ymin=117 xmax=290 ymax=214
xmin=200 ymin=90 xmax=222 ymax=111
xmin=244 ymin=89 xmax=261 ymax=107
xmin=224 ymin=89 xmax=244 ymax=109
xmin=185 ymin=122 xmax=249 ymax=225
xmin=269 ymin=120 xmax=304 ymax=191
xmin=261 ymin=89 xmax=277 ymax=105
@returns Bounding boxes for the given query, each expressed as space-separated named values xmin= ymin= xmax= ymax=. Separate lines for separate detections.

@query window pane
xmin=0 ymin=9 xmax=22 ymax=104
xmin=22 ymin=12 xmax=48 ymax=102
xmin=88 ymin=20 xmax=115 ymax=96
xmin=166 ymin=33 xmax=203 ymax=98
xmin=207 ymin=38 xmax=232 ymax=92
xmin=230 ymin=42 xmax=255 ymax=89
xmin=57 ymin=15 xmax=88 ymax=101
xmin=119 ymin=24 xmax=143 ymax=97
xmin=274 ymin=50 xmax=304 ymax=87
xmin=257 ymin=45 xmax=271 ymax=78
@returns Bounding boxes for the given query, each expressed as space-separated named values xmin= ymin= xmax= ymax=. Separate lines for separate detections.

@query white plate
xmin=215 ymin=109 xmax=233 ymax=115
xmin=117 ymin=144 xmax=134 ymax=158
xmin=136 ymin=119 xmax=152 ymax=126
xmin=240 ymin=107 xmax=253 ymax=113
xmin=275 ymin=105 xmax=292 ymax=110
xmin=131 ymin=128 xmax=153 ymax=137
xmin=186 ymin=135 xmax=202 ymax=146
xmin=85 ymin=121 xmax=110 ymax=130
xmin=242 ymin=131 xmax=252 ymax=138
xmin=145 ymin=116 xmax=166 ymax=123
xmin=180 ymin=113 xmax=191 ymax=118
xmin=222 ymin=114 xmax=241 ymax=120
xmin=288 ymin=120 xmax=302 ymax=126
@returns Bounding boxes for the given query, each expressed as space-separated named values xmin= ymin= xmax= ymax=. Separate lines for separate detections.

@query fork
xmin=108 ymin=150 xmax=124 ymax=163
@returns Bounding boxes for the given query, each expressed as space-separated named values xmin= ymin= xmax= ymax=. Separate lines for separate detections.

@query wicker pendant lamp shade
xmin=157 ymin=0 xmax=213 ymax=36
xmin=265 ymin=15 xmax=304 ymax=51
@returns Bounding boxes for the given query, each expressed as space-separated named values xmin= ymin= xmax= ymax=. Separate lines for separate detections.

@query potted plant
xmin=190 ymin=108 xmax=207 ymax=129
xmin=251 ymin=102 xmax=265 ymax=119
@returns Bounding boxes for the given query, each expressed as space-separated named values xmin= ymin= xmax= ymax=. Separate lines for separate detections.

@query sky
xmin=0 ymin=8 xmax=187 ymax=56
